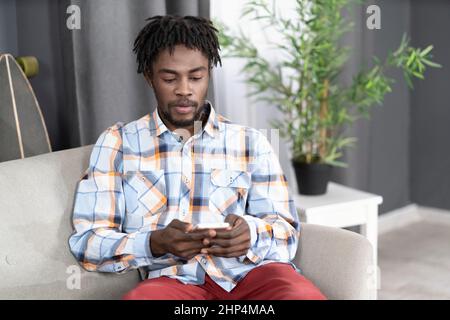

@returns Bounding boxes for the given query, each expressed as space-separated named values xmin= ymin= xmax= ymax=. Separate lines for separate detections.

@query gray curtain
xmin=410 ymin=0 xmax=450 ymax=212
xmin=332 ymin=0 xmax=412 ymax=214
xmin=60 ymin=0 xmax=211 ymax=147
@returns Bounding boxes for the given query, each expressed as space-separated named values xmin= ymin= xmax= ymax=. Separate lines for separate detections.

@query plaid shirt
xmin=69 ymin=102 xmax=300 ymax=292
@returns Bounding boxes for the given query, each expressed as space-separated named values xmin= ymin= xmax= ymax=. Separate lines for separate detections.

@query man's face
xmin=145 ymin=45 xmax=210 ymax=131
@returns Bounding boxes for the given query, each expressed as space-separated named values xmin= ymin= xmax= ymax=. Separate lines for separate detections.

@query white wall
xmin=211 ymin=0 xmax=298 ymax=193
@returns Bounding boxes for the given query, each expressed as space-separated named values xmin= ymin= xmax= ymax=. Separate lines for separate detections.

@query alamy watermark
xmin=172 ymin=121 xmax=281 ymax=163
xmin=66 ymin=264 xmax=81 ymax=290
xmin=65 ymin=4 xmax=381 ymax=32
xmin=66 ymin=5 xmax=81 ymax=30
xmin=366 ymin=264 xmax=381 ymax=293
xmin=366 ymin=5 xmax=381 ymax=30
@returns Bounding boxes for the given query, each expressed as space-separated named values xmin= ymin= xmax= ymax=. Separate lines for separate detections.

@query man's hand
xmin=150 ymin=219 xmax=215 ymax=260
xmin=201 ymin=214 xmax=251 ymax=258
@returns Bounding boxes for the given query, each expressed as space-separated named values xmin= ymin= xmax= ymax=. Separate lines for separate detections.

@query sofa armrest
xmin=292 ymin=223 xmax=375 ymax=300
xmin=0 ymin=145 xmax=140 ymax=299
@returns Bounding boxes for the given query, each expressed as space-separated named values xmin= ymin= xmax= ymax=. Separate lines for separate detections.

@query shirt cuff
xmin=240 ymin=215 xmax=262 ymax=264
xmin=133 ymin=231 xmax=153 ymax=260
xmin=242 ymin=215 xmax=258 ymax=248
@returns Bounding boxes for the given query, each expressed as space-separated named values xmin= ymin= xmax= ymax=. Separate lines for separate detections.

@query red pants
xmin=123 ymin=262 xmax=326 ymax=300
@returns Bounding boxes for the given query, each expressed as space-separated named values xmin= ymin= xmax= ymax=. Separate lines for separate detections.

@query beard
xmin=160 ymin=100 xmax=208 ymax=128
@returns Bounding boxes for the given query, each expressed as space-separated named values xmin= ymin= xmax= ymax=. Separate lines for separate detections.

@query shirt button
xmin=201 ymin=258 xmax=207 ymax=264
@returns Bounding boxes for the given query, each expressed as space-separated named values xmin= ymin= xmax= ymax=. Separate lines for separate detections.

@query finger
xmin=178 ymin=249 xmax=201 ymax=260
xmin=230 ymin=217 xmax=245 ymax=228
xmin=189 ymin=228 xmax=217 ymax=238
xmin=214 ymin=222 xmax=248 ymax=239
xmin=170 ymin=219 xmax=193 ymax=232
xmin=176 ymin=228 xmax=213 ymax=241
xmin=209 ymin=232 xmax=249 ymax=248
xmin=185 ymin=229 xmax=216 ymax=241
xmin=181 ymin=243 xmax=216 ymax=259
xmin=176 ymin=240 xmax=210 ymax=256
xmin=224 ymin=214 xmax=240 ymax=226
xmin=186 ymin=240 xmax=211 ymax=251
xmin=210 ymin=237 xmax=249 ymax=249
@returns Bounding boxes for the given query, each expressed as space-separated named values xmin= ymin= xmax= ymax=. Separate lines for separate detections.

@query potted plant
xmin=216 ymin=0 xmax=441 ymax=195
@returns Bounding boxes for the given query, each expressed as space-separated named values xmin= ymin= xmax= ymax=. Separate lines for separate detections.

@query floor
xmin=378 ymin=208 xmax=450 ymax=300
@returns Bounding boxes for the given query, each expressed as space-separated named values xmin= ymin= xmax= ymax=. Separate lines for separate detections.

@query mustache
xmin=168 ymin=100 xmax=198 ymax=108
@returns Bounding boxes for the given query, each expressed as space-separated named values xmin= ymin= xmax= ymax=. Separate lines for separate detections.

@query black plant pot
xmin=292 ymin=161 xmax=332 ymax=195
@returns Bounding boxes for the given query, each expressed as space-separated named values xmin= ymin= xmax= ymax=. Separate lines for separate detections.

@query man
xmin=69 ymin=15 xmax=326 ymax=300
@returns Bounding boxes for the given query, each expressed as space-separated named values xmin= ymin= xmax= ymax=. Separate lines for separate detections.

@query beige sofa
xmin=0 ymin=145 xmax=375 ymax=299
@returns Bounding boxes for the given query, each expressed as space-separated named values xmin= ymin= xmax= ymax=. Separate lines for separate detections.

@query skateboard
xmin=0 ymin=53 xmax=52 ymax=162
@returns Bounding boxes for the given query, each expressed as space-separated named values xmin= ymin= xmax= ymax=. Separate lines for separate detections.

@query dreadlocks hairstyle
xmin=133 ymin=15 xmax=222 ymax=75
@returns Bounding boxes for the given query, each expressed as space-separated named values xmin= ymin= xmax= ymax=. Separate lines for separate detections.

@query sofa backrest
xmin=0 ymin=146 xmax=140 ymax=299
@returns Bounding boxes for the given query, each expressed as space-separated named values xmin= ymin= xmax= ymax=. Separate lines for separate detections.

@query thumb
xmin=170 ymin=219 xmax=193 ymax=232
xmin=224 ymin=214 xmax=240 ymax=227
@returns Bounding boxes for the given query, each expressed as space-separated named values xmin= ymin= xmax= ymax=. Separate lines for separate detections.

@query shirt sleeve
xmin=68 ymin=123 xmax=158 ymax=273
xmin=241 ymin=133 xmax=300 ymax=265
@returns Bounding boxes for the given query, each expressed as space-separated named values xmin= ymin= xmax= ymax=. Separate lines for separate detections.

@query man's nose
xmin=175 ymin=78 xmax=192 ymax=96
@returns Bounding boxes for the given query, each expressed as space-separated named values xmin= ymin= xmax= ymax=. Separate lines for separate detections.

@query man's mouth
xmin=171 ymin=101 xmax=196 ymax=115
xmin=173 ymin=105 xmax=194 ymax=114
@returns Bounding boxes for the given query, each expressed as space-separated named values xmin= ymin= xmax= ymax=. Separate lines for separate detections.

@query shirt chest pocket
xmin=123 ymin=170 xmax=167 ymax=217
xmin=209 ymin=169 xmax=251 ymax=217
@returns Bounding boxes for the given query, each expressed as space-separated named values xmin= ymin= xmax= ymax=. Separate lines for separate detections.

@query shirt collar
xmin=150 ymin=107 xmax=169 ymax=137
xmin=203 ymin=101 xmax=220 ymax=139
xmin=149 ymin=100 xmax=220 ymax=139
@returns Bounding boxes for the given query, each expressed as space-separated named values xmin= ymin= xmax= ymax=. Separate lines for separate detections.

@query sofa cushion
xmin=0 ymin=145 xmax=139 ymax=299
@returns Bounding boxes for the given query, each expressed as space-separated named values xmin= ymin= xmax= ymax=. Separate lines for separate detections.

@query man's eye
xmin=190 ymin=77 xmax=202 ymax=81
xmin=163 ymin=79 xmax=175 ymax=83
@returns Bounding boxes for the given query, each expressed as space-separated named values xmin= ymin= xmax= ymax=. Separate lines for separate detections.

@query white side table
xmin=292 ymin=182 xmax=383 ymax=299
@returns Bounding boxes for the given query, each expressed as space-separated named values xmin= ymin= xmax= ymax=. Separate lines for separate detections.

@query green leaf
xmin=420 ymin=45 xmax=433 ymax=57
xmin=422 ymin=59 xmax=442 ymax=68
xmin=412 ymin=71 xmax=425 ymax=79
xmin=404 ymin=72 xmax=414 ymax=88
xmin=324 ymin=159 xmax=348 ymax=168
xmin=406 ymin=51 xmax=416 ymax=67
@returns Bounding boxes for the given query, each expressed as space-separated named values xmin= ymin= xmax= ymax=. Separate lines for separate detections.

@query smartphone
xmin=192 ymin=222 xmax=230 ymax=230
